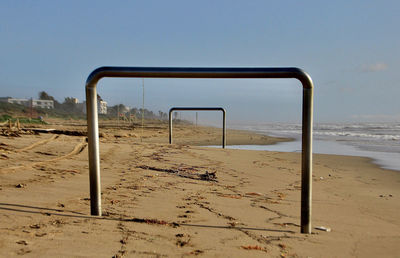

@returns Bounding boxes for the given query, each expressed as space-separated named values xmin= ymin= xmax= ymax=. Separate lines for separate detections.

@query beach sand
xmin=0 ymin=121 xmax=399 ymax=257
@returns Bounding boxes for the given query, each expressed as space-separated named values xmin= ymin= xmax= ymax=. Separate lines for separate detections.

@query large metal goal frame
xmin=169 ymin=107 xmax=226 ymax=148
xmin=85 ymin=66 xmax=314 ymax=233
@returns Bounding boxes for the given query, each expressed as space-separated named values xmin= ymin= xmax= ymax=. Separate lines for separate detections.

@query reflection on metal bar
xmin=85 ymin=66 xmax=314 ymax=234
xmin=168 ymin=107 xmax=226 ymax=148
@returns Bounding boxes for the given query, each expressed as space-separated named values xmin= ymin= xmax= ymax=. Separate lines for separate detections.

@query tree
xmin=38 ymin=91 xmax=55 ymax=100
xmin=62 ymin=97 xmax=78 ymax=112
xmin=158 ymin=111 xmax=167 ymax=120
xmin=38 ymin=91 xmax=61 ymax=109
xmin=64 ymin=97 xmax=77 ymax=104
xmin=130 ymin=108 xmax=138 ymax=116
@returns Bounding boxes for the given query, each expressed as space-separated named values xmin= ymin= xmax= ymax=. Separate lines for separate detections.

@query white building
xmin=0 ymin=98 xmax=27 ymax=105
xmin=82 ymin=99 xmax=108 ymax=114
xmin=32 ymin=99 xmax=54 ymax=109
xmin=0 ymin=97 xmax=54 ymax=109
xmin=98 ymin=100 xmax=107 ymax=114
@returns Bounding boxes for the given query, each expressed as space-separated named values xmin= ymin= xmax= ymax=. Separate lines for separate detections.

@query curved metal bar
xmin=168 ymin=107 xmax=226 ymax=148
xmin=85 ymin=66 xmax=313 ymax=234
xmin=86 ymin=67 xmax=313 ymax=88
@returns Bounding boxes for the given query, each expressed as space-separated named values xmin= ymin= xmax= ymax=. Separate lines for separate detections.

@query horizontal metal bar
xmin=86 ymin=67 xmax=313 ymax=89
xmin=169 ymin=107 xmax=226 ymax=111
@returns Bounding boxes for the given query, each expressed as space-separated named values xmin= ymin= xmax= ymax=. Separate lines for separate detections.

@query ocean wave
xmin=232 ymin=122 xmax=400 ymax=142
xmin=313 ymin=131 xmax=400 ymax=140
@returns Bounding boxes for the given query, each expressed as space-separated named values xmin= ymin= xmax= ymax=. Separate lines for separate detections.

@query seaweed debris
xmin=137 ymin=165 xmax=217 ymax=182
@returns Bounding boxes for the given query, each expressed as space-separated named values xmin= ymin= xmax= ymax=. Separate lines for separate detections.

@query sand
xmin=0 ymin=120 xmax=399 ymax=257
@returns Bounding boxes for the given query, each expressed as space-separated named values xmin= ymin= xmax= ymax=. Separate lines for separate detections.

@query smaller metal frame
xmin=169 ymin=107 xmax=226 ymax=148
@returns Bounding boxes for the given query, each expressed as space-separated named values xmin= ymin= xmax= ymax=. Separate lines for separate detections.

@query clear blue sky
xmin=0 ymin=0 xmax=399 ymax=123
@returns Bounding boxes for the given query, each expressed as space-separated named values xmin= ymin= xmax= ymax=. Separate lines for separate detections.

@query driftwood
xmin=0 ymin=119 xmax=37 ymax=137
xmin=137 ymin=165 xmax=217 ymax=182
xmin=22 ymin=128 xmax=87 ymax=136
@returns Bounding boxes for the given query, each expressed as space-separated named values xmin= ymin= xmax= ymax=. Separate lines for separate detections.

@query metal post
xmin=222 ymin=110 xmax=226 ymax=148
xmin=168 ymin=107 xmax=226 ymax=148
xmin=301 ymin=87 xmax=313 ymax=234
xmin=85 ymin=66 xmax=314 ymax=233
xmin=169 ymin=109 xmax=173 ymax=144
xmin=85 ymin=86 xmax=102 ymax=216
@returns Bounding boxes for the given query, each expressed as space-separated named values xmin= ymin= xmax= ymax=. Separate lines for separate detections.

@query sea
xmin=221 ymin=123 xmax=400 ymax=171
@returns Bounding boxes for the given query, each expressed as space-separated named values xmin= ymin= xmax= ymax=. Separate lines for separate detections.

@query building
xmin=0 ymin=97 xmax=27 ymax=106
xmin=98 ymin=100 xmax=107 ymax=114
xmin=81 ymin=99 xmax=108 ymax=114
xmin=32 ymin=99 xmax=54 ymax=109
xmin=0 ymin=97 xmax=54 ymax=109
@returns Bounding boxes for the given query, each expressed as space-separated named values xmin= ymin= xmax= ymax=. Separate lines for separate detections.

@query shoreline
xmin=229 ymin=122 xmax=400 ymax=172
xmin=216 ymin=137 xmax=400 ymax=172
xmin=142 ymin=124 xmax=293 ymax=146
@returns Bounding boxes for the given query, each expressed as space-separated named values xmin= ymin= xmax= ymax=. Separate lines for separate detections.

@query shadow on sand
xmin=0 ymin=202 xmax=296 ymax=234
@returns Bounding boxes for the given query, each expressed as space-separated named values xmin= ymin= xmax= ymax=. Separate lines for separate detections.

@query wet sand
xmin=0 ymin=121 xmax=399 ymax=257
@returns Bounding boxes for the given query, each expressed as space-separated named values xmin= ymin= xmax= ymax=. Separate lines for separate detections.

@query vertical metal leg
xmin=301 ymin=87 xmax=313 ymax=233
xmin=169 ymin=110 xmax=173 ymax=144
xmin=222 ymin=110 xmax=226 ymax=148
xmin=86 ymin=87 xmax=102 ymax=216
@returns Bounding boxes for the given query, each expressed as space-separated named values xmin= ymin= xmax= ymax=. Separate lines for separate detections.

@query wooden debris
xmin=187 ymin=250 xmax=204 ymax=255
xmin=124 ymin=217 xmax=169 ymax=226
xmin=219 ymin=194 xmax=242 ymax=199
xmin=15 ymin=183 xmax=26 ymax=188
xmin=199 ymin=171 xmax=217 ymax=181
xmin=245 ymin=192 xmax=262 ymax=196
xmin=278 ymin=243 xmax=287 ymax=249
xmin=241 ymin=245 xmax=266 ymax=251
xmin=228 ymin=221 xmax=239 ymax=227
xmin=16 ymin=240 xmax=28 ymax=245
xmin=29 ymin=224 xmax=42 ymax=229
xmin=137 ymin=165 xmax=217 ymax=182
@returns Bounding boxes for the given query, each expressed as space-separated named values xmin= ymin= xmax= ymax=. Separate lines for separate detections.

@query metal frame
xmin=169 ymin=107 xmax=226 ymax=148
xmin=85 ymin=66 xmax=314 ymax=233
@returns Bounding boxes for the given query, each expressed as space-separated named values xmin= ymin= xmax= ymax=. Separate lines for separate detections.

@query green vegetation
xmin=0 ymin=114 xmax=46 ymax=124
xmin=35 ymin=106 xmax=86 ymax=120
xmin=0 ymin=101 xmax=27 ymax=114
xmin=0 ymin=101 xmax=84 ymax=121
xmin=0 ymin=114 xmax=12 ymax=121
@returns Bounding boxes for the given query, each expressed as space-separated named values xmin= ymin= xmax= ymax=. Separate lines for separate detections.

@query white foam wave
xmin=314 ymin=131 xmax=400 ymax=140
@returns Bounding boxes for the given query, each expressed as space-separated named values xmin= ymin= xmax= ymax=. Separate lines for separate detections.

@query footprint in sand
xmin=175 ymin=233 xmax=191 ymax=247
